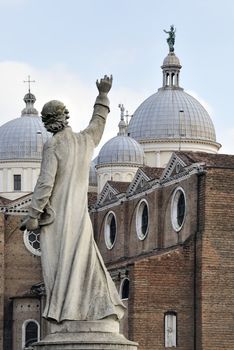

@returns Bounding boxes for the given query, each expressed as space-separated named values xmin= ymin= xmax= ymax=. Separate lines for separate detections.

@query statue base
xmin=32 ymin=318 xmax=138 ymax=350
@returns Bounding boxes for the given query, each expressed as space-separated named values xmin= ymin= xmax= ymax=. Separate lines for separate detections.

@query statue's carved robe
xmin=29 ymin=98 xmax=125 ymax=322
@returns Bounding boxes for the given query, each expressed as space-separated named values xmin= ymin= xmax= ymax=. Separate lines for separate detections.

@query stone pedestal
xmin=32 ymin=318 xmax=138 ymax=350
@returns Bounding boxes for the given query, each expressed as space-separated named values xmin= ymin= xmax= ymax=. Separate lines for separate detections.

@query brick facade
xmin=198 ymin=168 xmax=234 ymax=349
xmin=1 ymin=152 xmax=234 ymax=349
xmin=0 ymin=213 xmax=5 ymax=350
xmin=130 ymin=242 xmax=194 ymax=350
xmin=93 ymin=153 xmax=234 ymax=350
xmin=3 ymin=215 xmax=42 ymax=350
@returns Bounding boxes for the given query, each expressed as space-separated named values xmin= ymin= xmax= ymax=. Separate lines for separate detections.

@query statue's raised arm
xmin=83 ymin=75 xmax=113 ymax=146
xmin=96 ymin=74 xmax=113 ymax=95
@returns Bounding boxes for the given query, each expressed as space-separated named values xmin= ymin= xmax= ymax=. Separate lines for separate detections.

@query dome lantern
xmin=117 ymin=104 xmax=127 ymax=136
xmin=161 ymin=52 xmax=182 ymax=89
xmin=21 ymin=75 xmax=38 ymax=116
xmin=21 ymin=92 xmax=39 ymax=116
xmin=162 ymin=25 xmax=182 ymax=89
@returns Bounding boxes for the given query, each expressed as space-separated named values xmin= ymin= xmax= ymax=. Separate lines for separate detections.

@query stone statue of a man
xmin=23 ymin=75 xmax=125 ymax=323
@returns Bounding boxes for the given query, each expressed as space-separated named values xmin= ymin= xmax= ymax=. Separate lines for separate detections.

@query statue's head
xmin=41 ymin=100 xmax=70 ymax=134
xmin=170 ymin=25 xmax=175 ymax=32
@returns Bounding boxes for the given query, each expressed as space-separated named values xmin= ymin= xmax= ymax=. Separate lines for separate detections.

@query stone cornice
xmin=137 ymin=138 xmax=221 ymax=148
xmin=96 ymin=163 xmax=142 ymax=170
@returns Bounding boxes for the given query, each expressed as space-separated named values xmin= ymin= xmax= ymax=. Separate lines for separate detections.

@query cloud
xmin=217 ymin=127 xmax=234 ymax=155
xmin=186 ymin=90 xmax=214 ymax=116
xmin=0 ymin=60 xmax=145 ymax=156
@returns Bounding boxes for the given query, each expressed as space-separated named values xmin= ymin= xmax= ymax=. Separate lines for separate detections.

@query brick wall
xmin=130 ymin=240 xmax=195 ymax=350
xmin=94 ymin=174 xmax=198 ymax=349
xmin=4 ymin=216 xmax=42 ymax=298
xmin=4 ymin=215 xmax=42 ymax=350
xmin=199 ymin=168 xmax=234 ymax=349
xmin=0 ymin=213 xmax=4 ymax=350
xmin=162 ymin=175 xmax=198 ymax=248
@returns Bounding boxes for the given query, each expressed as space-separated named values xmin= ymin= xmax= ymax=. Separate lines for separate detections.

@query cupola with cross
xmin=0 ymin=77 xmax=50 ymax=200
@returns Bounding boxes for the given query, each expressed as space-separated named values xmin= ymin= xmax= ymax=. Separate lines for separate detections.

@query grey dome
xmin=0 ymin=90 xmax=51 ymax=161
xmin=128 ymin=89 xmax=217 ymax=142
xmin=0 ymin=115 xmax=50 ymax=160
xmin=89 ymin=157 xmax=98 ymax=185
xmin=97 ymin=135 xmax=144 ymax=166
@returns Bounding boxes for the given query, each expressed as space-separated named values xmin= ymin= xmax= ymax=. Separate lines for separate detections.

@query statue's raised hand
xmin=96 ymin=75 xmax=113 ymax=95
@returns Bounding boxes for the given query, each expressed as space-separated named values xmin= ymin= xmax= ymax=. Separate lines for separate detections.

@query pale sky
xmin=0 ymin=0 xmax=233 ymax=155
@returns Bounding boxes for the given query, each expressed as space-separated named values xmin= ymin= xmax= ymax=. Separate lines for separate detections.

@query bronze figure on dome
xmin=164 ymin=25 xmax=176 ymax=52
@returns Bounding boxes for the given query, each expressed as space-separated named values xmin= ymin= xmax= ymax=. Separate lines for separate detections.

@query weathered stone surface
xmin=32 ymin=319 xmax=138 ymax=350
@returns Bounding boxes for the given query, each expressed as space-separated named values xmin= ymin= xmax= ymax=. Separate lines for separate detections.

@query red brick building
xmin=1 ymin=151 xmax=234 ymax=349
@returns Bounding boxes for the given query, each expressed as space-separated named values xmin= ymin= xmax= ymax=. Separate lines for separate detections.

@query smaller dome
xmin=0 ymin=90 xmax=50 ymax=161
xmin=97 ymin=135 xmax=144 ymax=166
xmin=162 ymin=52 xmax=181 ymax=67
xmin=89 ymin=157 xmax=98 ymax=186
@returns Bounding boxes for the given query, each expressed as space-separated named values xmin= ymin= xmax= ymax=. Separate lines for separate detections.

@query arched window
xmin=171 ymin=73 xmax=175 ymax=86
xmin=164 ymin=312 xmax=177 ymax=347
xmin=166 ymin=73 xmax=170 ymax=86
xmin=171 ymin=187 xmax=186 ymax=232
xmin=136 ymin=199 xmax=149 ymax=240
xmin=119 ymin=278 xmax=129 ymax=300
xmin=22 ymin=319 xmax=40 ymax=349
xmin=114 ymin=172 xmax=121 ymax=181
xmin=104 ymin=211 xmax=117 ymax=249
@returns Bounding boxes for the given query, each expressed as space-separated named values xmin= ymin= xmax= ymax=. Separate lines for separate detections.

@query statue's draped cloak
xmin=30 ymin=103 xmax=125 ymax=322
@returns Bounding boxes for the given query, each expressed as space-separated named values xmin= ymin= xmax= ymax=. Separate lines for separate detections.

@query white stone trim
xmin=23 ymin=230 xmax=41 ymax=256
xmin=165 ymin=312 xmax=177 ymax=347
xmin=104 ymin=211 xmax=117 ymax=250
xmin=171 ymin=187 xmax=186 ymax=232
xmin=136 ymin=199 xmax=149 ymax=240
xmin=138 ymin=139 xmax=220 ymax=167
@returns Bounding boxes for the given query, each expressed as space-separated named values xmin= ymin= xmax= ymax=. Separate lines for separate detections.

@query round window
xmin=171 ymin=187 xmax=186 ymax=232
xmin=23 ymin=229 xmax=41 ymax=256
xmin=136 ymin=200 xmax=149 ymax=240
xmin=104 ymin=212 xmax=117 ymax=249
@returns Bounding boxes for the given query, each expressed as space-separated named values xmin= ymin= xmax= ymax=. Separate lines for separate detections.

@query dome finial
xmin=163 ymin=25 xmax=176 ymax=53
xmin=118 ymin=104 xmax=127 ymax=136
xmin=23 ymin=75 xmax=35 ymax=93
xmin=21 ymin=75 xmax=38 ymax=116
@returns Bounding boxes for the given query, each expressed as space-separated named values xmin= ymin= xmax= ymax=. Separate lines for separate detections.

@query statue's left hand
xmin=96 ymin=75 xmax=113 ymax=95
xmin=20 ymin=216 xmax=39 ymax=231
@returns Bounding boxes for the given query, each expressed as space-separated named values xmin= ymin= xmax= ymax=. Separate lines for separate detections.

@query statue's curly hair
xmin=41 ymin=100 xmax=70 ymax=133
